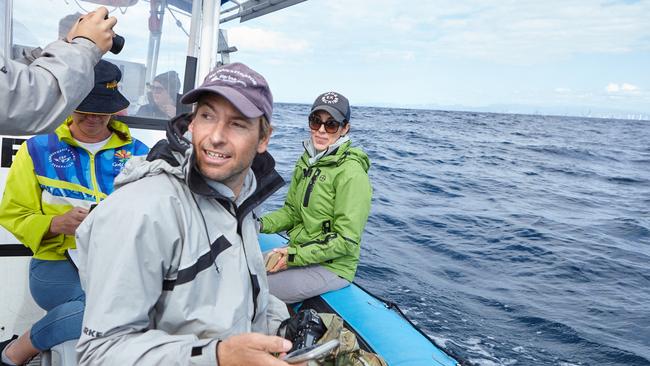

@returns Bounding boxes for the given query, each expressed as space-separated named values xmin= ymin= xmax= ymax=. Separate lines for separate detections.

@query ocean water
xmin=262 ymin=104 xmax=650 ymax=366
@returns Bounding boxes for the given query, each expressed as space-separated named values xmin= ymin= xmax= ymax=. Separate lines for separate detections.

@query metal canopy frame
xmin=0 ymin=0 xmax=308 ymax=131
xmin=220 ymin=0 xmax=307 ymax=23
xmin=125 ymin=0 xmax=308 ymax=130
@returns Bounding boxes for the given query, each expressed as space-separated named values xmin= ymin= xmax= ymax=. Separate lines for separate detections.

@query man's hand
xmin=268 ymin=247 xmax=288 ymax=273
xmin=67 ymin=7 xmax=117 ymax=54
xmin=49 ymin=207 xmax=89 ymax=236
xmin=217 ymin=333 xmax=301 ymax=366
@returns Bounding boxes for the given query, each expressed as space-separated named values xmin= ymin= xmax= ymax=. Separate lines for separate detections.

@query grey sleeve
xmin=266 ymin=294 xmax=290 ymax=335
xmin=74 ymin=185 xmax=219 ymax=366
xmin=0 ymin=38 xmax=100 ymax=136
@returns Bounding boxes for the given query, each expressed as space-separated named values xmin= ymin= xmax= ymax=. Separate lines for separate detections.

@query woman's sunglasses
xmin=309 ymin=114 xmax=342 ymax=134
xmin=149 ymin=85 xmax=166 ymax=93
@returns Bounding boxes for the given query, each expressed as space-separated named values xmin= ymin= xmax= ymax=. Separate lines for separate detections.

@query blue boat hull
xmin=259 ymin=234 xmax=463 ymax=366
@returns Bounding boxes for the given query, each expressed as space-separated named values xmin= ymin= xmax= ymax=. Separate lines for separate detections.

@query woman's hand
xmin=48 ymin=207 xmax=89 ymax=236
xmin=268 ymin=247 xmax=289 ymax=273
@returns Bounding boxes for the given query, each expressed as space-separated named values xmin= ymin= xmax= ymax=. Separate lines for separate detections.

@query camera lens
xmin=104 ymin=15 xmax=124 ymax=54
xmin=110 ymin=34 xmax=124 ymax=54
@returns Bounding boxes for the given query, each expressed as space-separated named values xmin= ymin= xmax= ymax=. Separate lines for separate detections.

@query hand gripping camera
xmin=74 ymin=15 xmax=125 ymax=54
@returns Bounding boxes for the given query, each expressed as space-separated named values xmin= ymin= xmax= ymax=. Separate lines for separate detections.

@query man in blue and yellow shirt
xmin=0 ymin=60 xmax=148 ymax=365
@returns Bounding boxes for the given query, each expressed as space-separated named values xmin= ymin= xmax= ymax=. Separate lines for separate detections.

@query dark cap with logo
xmin=75 ymin=60 xmax=130 ymax=115
xmin=180 ymin=62 xmax=273 ymax=123
xmin=310 ymin=92 xmax=351 ymax=124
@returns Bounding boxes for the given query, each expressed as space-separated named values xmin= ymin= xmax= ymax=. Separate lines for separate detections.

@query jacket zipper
xmin=302 ymin=168 xmax=321 ymax=207
xmin=88 ymin=153 xmax=101 ymax=203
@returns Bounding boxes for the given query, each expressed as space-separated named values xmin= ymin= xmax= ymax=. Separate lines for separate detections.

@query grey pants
xmin=267 ymin=265 xmax=350 ymax=303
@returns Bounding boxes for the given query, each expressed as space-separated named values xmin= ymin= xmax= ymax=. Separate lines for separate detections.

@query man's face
xmin=188 ymin=93 xmax=270 ymax=195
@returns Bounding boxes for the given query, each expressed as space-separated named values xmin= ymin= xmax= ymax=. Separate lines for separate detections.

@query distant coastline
xmin=276 ymin=102 xmax=650 ymax=122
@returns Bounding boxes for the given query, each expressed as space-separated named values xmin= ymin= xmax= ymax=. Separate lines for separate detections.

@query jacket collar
xmin=300 ymin=139 xmax=352 ymax=168
xmin=57 ymin=116 xmax=133 ymax=150
xmin=302 ymin=135 xmax=351 ymax=166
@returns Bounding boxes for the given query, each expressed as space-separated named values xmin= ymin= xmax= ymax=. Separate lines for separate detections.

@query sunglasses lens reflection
xmin=308 ymin=115 xmax=340 ymax=133
xmin=308 ymin=116 xmax=321 ymax=131
xmin=324 ymin=120 xmax=339 ymax=133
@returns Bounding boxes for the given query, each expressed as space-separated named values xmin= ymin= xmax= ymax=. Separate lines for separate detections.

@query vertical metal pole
xmin=197 ymin=0 xmax=222 ymax=83
xmin=180 ymin=0 xmax=202 ymax=114
xmin=145 ymin=0 xmax=167 ymax=84
xmin=186 ymin=0 xmax=202 ymax=58
xmin=1 ymin=0 xmax=12 ymax=57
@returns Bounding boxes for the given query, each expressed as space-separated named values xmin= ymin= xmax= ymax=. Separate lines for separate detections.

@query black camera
xmin=104 ymin=16 xmax=124 ymax=54
xmin=110 ymin=34 xmax=124 ymax=54
xmin=287 ymin=309 xmax=326 ymax=352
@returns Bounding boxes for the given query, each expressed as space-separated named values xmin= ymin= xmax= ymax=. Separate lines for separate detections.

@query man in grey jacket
xmin=75 ymin=62 xmax=296 ymax=365
xmin=0 ymin=7 xmax=116 ymax=135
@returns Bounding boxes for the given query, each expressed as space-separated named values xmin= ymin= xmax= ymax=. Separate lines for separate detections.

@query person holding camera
xmin=0 ymin=7 xmax=117 ymax=136
xmin=260 ymin=92 xmax=372 ymax=303
xmin=0 ymin=60 xmax=148 ymax=366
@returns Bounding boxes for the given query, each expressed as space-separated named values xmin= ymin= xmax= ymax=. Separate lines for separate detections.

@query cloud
xmin=431 ymin=3 xmax=650 ymax=63
xmin=314 ymin=0 xmax=650 ymax=64
xmin=606 ymin=83 xmax=641 ymax=93
xmin=622 ymin=83 xmax=640 ymax=92
xmin=227 ymin=26 xmax=310 ymax=54
xmin=389 ymin=16 xmax=418 ymax=32
xmin=362 ymin=49 xmax=415 ymax=61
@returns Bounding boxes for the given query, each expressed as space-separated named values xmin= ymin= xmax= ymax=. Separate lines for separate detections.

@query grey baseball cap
xmin=181 ymin=62 xmax=273 ymax=123
xmin=310 ymin=91 xmax=351 ymax=123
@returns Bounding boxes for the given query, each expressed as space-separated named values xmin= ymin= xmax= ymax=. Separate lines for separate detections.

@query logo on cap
xmin=321 ymin=92 xmax=339 ymax=104
xmin=207 ymin=69 xmax=258 ymax=88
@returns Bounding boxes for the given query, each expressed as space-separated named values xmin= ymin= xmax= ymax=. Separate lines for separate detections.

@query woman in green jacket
xmin=260 ymin=91 xmax=372 ymax=303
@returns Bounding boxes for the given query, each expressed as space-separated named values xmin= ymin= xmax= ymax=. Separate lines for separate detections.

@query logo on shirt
xmin=83 ymin=327 xmax=103 ymax=338
xmin=114 ymin=149 xmax=132 ymax=163
xmin=49 ymin=148 xmax=76 ymax=168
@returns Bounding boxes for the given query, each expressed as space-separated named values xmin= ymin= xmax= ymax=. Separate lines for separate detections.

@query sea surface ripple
xmin=263 ymin=104 xmax=650 ymax=366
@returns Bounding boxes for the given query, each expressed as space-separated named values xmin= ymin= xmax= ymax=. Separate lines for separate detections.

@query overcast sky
xmin=10 ymin=0 xmax=650 ymax=118
xmin=223 ymin=0 xmax=650 ymax=117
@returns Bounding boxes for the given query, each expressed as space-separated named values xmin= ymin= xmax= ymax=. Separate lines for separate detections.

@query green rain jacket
xmin=261 ymin=140 xmax=372 ymax=282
